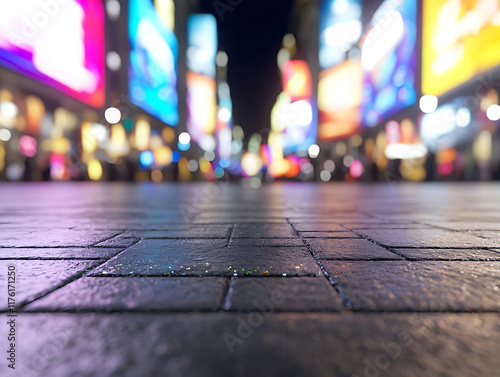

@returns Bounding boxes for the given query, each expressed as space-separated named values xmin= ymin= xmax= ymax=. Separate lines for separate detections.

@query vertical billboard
xmin=129 ymin=0 xmax=179 ymax=126
xmin=186 ymin=14 xmax=218 ymax=145
xmin=422 ymin=0 xmax=500 ymax=96
xmin=361 ymin=0 xmax=417 ymax=127
xmin=318 ymin=0 xmax=363 ymax=140
xmin=280 ymin=60 xmax=317 ymax=154
xmin=0 ymin=0 xmax=105 ymax=107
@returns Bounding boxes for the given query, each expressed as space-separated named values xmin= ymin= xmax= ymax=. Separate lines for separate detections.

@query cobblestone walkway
xmin=1 ymin=183 xmax=499 ymax=376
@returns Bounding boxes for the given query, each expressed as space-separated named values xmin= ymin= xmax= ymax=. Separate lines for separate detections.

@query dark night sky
xmin=200 ymin=0 xmax=294 ymax=136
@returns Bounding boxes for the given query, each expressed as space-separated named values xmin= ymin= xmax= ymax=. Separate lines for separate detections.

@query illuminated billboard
xmin=0 ymin=0 xmax=105 ymax=107
xmin=422 ymin=0 xmax=500 ymax=96
xmin=186 ymin=14 xmax=218 ymax=145
xmin=319 ymin=0 xmax=363 ymax=70
xmin=420 ymin=96 xmax=479 ymax=151
xmin=361 ymin=0 xmax=417 ymax=127
xmin=187 ymin=14 xmax=218 ymax=78
xmin=129 ymin=0 xmax=179 ymax=126
xmin=318 ymin=59 xmax=362 ymax=140
xmin=186 ymin=71 xmax=217 ymax=143
xmin=280 ymin=60 xmax=317 ymax=153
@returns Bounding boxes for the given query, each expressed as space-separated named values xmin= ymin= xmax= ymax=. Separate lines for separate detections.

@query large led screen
xmin=318 ymin=60 xmax=362 ymax=140
xmin=319 ymin=0 xmax=363 ymax=70
xmin=422 ymin=0 xmax=500 ymax=96
xmin=186 ymin=14 xmax=218 ymax=144
xmin=187 ymin=14 xmax=217 ymax=78
xmin=0 ymin=0 xmax=105 ymax=107
xmin=129 ymin=0 xmax=179 ymax=126
xmin=361 ymin=0 xmax=417 ymax=127
xmin=186 ymin=71 xmax=217 ymax=143
xmin=281 ymin=60 xmax=317 ymax=154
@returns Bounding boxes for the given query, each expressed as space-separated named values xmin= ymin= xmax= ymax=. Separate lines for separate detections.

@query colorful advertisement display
xmin=129 ymin=0 xmax=179 ymax=126
xmin=0 ymin=0 xmax=105 ymax=108
xmin=186 ymin=71 xmax=217 ymax=143
xmin=187 ymin=14 xmax=218 ymax=78
xmin=422 ymin=0 xmax=500 ymax=96
xmin=280 ymin=60 xmax=317 ymax=154
xmin=361 ymin=0 xmax=417 ymax=127
xmin=318 ymin=59 xmax=362 ymax=140
xmin=319 ymin=0 xmax=363 ymax=70
xmin=186 ymin=14 xmax=218 ymax=145
xmin=420 ymin=96 xmax=479 ymax=151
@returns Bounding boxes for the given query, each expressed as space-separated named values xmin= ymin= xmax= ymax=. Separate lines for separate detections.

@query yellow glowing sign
xmin=422 ymin=0 xmax=500 ymax=96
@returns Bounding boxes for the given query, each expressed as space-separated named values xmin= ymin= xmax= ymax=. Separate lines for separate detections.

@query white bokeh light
xmin=216 ymin=51 xmax=228 ymax=67
xmin=419 ymin=95 xmax=438 ymax=113
xmin=104 ymin=107 xmax=121 ymax=124
xmin=486 ymin=104 xmax=500 ymax=121
xmin=0 ymin=129 xmax=12 ymax=141
xmin=178 ymin=132 xmax=191 ymax=145
xmin=308 ymin=144 xmax=320 ymax=159
xmin=106 ymin=51 xmax=121 ymax=71
xmin=106 ymin=0 xmax=121 ymax=20
xmin=218 ymin=108 xmax=231 ymax=123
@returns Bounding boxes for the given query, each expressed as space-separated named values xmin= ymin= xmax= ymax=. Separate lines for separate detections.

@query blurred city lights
xmin=385 ymin=143 xmax=428 ymax=160
xmin=0 ymin=101 xmax=18 ymax=119
xmin=420 ymin=95 xmax=439 ymax=113
xmin=216 ymin=51 xmax=229 ymax=67
xmin=106 ymin=51 xmax=122 ymax=71
xmin=140 ymin=150 xmax=155 ymax=167
xmin=324 ymin=160 xmax=336 ymax=173
xmin=349 ymin=159 xmax=363 ymax=178
xmin=88 ymin=158 xmax=103 ymax=181
xmin=241 ymin=152 xmax=263 ymax=177
xmin=129 ymin=0 xmax=179 ymax=126
xmin=0 ymin=129 xmax=11 ymax=142
xmin=0 ymin=0 xmax=499 ymax=184
xmin=188 ymin=159 xmax=199 ymax=172
xmin=218 ymin=108 xmax=231 ymax=123
xmin=487 ymin=104 xmax=500 ymax=121
xmin=19 ymin=135 xmax=37 ymax=158
xmin=308 ymin=144 xmax=320 ymax=159
xmin=178 ymin=132 xmax=191 ymax=145
xmin=320 ymin=170 xmax=332 ymax=182
xmin=106 ymin=0 xmax=121 ymax=20
xmin=343 ymin=155 xmax=354 ymax=167
xmin=105 ymin=107 xmax=121 ymax=124
xmin=0 ymin=0 xmax=106 ymax=107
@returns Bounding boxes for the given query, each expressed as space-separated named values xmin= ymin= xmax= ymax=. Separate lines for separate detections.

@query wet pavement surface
xmin=1 ymin=182 xmax=499 ymax=376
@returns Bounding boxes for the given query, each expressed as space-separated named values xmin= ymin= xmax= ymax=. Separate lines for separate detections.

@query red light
xmin=282 ymin=60 xmax=312 ymax=101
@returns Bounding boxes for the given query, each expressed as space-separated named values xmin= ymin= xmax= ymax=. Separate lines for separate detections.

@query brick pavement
xmin=0 ymin=183 xmax=499 ymax=376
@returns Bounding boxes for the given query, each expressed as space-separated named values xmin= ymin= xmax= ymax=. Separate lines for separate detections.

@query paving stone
xmin=193 ymin=218 xmax=286 ymax=224
xmin=25 ymin=277 xmax=227 ymax=312
xmin=91 ymin=240 xmax=322 ymax=277
xmin=469 ymin=231 xmax=500 ymax=242
xmin=422 ymin=221 xmax=500 ymax=231
xmin=94 ymin=235 xmax=140 ymax=248
xmin=299 ymin=231 xmax=360 ymax=238
xmin=0 ymin=229 xmax=119 ymax=247
xmin=0 ymin=260 xmax=100 ymax=311
xmin=306 ymin=238 xmax=403 ymax=260
xmin=358 ymin=228 xmax=500 ymax=248
xmin=1 ymin=312 xmax=499 ymax=377
xmin=322 ymin=261 xmax=500 ymax=312
xmin=292 ymin=222 xmax=347 ymax=232
xmin=340 ymin=221 xmax=415 ymax=229
xmin=232 ymin=223 xmax=297 ymax=238
xmin=122 ymin=226 xmax=232 ymax=239
xmin=394 ymin=248 xmax=500 ymax=261
xmin=229 ymin=238 xmax=305 ymax=247
xmin=0 ymin=248 xmax=122 ymax=259
xmin=226 ymin=277 xmax=342 ymax=312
